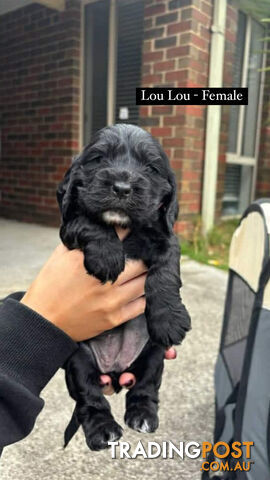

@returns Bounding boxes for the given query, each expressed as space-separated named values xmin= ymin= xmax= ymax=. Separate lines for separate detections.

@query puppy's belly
xmin=86 ymin=314 xmax=149 ymax=373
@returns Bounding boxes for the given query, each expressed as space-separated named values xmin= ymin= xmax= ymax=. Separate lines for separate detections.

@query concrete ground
xmin=0 ymin=219 xmax=227 ymax=480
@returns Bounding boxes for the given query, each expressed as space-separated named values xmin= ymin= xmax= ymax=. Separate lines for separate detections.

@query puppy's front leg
xmin=60 ymin=216 xmax=125 ymax=283
xmin=145 ymin=235 xmax=191 ymax=348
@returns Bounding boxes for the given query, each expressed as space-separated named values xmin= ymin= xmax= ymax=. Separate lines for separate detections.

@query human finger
xmin=116 ymin=273 xmax=146 ymax=304
xmin=116 ymin=260 xmax=147 ymax=286
xmin=121 ymin=296 xmax=146 ymax=323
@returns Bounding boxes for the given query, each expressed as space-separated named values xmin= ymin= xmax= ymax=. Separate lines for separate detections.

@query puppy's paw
xmin=146 ymin=302 xmax=191 ymax=347
xmin=86 ymin=420 xmax=123 ymax=451
xmin=83 ymin=244 xmax=125 ymax=283
xmin=125 ymin=405 xmax=159 ymax=433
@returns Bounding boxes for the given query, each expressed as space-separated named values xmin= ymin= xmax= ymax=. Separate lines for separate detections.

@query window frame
xmin=80 ymin=0 xmax=117 ymax=146
xmin=223 ymin=14 xmax=267 ymax=217
xmin=81 ymin=0 xmax=143 ymax=145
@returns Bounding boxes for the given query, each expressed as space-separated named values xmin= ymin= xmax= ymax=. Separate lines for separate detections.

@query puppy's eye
xmin=103 ymin=179 xmax=111 ymax=187
xmin=146 ymin=164 xmax=160 ymax=174
xmin=82 ymin=156 xmax=102 ymax=170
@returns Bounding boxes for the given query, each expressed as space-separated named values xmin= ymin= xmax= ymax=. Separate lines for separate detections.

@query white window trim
xmin=226 ymin=153 xmax=256 ymax=166
xmin=225 ymin=14 xmax=267 ymax=205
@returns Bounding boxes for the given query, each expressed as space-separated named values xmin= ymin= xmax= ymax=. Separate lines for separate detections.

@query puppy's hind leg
xmin=125 ymin=344 xmax=164 ymax=434
xmin=65 ymin=344 xmax=123 ymax=451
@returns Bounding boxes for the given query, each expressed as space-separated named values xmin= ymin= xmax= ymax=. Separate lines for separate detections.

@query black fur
xmin=57 ymin=124 xmax=191 ymax=450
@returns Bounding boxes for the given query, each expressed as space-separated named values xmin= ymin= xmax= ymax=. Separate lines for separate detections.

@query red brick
xmin=167 ymin=45 xmax=190 ymax=59
xmin=163 ymin=137 xmax=184 ymax=147
xmin=142 ymin=74 xmax=163 ymax=84
xmin=189 ymin=181 xmax=201 ymax=192
xmin=144 ymin=4 xmax=166 ymax=17
xmin=200 ymin=25 xmax=211 ymax=41
xmin=143 ymin=41 xmax=152 ymax=53
xmin=187 ymin=202 xmax=200 ymax=213
xmin=185 ymin=105 xmax=204 ymax=117
xmin=164 ymin=115 xmax=185 ymax=126
xmin=167 ymin=20 xmax=191 ymax=35
xmin=156 ymin=12 xmax=178 ymax=26
xmin=193 ymin=139 xmax=204 ymax=149
xmin=182 ymin=150 xmax=203 ymax=160
xmin=165 ymin=70 xmax=188 ymax=82
xmin=171 ymin=159 xmax=183 ymax=170
xmin=192 ymin=9 xmax=210 ymax=24
xmin=226 ymin=31 xmax=236 ymax=43
xmin=58 ymin=77 xmax=74 ymax=87
xmin=181 ymin=192 xmax=200 ymax=202
xmin=201 ymin=2 xmax=212 ymax=16
xmin=181 ymin=170 xmax=201 ymax=181
xmin=190 ymin=33 xmax=207 ymax=50
xmin=142 ymin=64 xmax=151 ymax=74
xmin=139 ymin=106 xmax=150 ymax=117
xmin=143 ymin=51 xmax=164 ymax=62
xmin=153 ymin=60 xmax=175 ymax=72
xmin=152 ymin=105 xmax=173 ymax=115
xmin=173 ymin=149 xmax=184 ymax=158
xmin=227 ymin=5 xmax=237 ymax=21
xmin=174 ymin=220 xmax=189 ymax=234
xmin=164 ymin=148 xmax=172 ymax=158
xmin=155 ymin=36 xmax=177 ymax=49
xmin=151 ymin=127 xmax=172 ymax=137
xmin=144 ymin=17 xmax=153 ymax=29
xmin=188 ymin=58 xmax=208 ymax=72
xmin=66 ymin=140 xmax=79 ymax=149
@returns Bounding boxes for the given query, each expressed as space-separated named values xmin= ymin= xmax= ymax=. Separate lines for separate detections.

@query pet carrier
xmin=203 ymin=199 xmax=270 ymax=480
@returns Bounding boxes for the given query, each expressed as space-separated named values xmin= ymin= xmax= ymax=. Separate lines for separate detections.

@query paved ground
xmin=0 ymin=219 xmax=228 ymax=480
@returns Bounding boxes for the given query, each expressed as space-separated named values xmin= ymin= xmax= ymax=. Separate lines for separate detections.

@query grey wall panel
xmin=223 ymin=338 xmax=247 ymax=387
xmin=215 ymin=354 xmax=233 ymax=410
xmin=224 ymin=274 xmax=255 ymax=347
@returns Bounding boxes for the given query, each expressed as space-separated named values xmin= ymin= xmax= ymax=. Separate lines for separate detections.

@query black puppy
xmin=57 ymin=124 xmax=191 ymax=450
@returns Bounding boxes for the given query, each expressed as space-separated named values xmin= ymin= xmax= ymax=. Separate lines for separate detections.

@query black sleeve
xmin=0 ymin=293 xmax=78 ymax=451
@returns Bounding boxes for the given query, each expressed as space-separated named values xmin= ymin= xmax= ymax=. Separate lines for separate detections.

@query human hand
xmin=21 ymin=243 xmax=147 ymax=342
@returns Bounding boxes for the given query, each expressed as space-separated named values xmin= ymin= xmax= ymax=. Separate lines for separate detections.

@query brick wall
xmin=0 ymin=0 xmax=81 ymax=226
xmin=139 ymin=0 xmax=213 ymax=237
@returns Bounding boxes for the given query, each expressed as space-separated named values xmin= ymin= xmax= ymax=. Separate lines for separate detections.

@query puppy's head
xmin=57 ymin=124 xmax=178 ymax=233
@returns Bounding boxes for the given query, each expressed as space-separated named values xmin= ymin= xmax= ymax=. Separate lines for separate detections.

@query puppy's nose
xmin=113 ymin=181 xmax=131 ymax=197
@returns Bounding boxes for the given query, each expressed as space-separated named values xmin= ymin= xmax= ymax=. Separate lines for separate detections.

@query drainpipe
xmin=201 ymin=0 xmax=227 ymax=234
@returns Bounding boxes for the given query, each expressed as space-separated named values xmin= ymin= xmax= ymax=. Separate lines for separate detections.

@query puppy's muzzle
xmin=113 ymin=181 xmax=131 ymax=198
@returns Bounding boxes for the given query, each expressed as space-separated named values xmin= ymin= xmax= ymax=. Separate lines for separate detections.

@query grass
xmin=181 ymin=218 xmax=239 ymax=270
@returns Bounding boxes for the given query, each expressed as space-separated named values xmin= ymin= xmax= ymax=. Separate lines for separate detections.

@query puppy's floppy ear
xmin=162 ymin=170 xmax=179 ymax=234
xmin=57 ymin=162 xmax=82 ymax=222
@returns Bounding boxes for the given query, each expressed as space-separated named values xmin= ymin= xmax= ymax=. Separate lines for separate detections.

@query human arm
xmin=0 ymin=244 xmax=147 ymax=450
